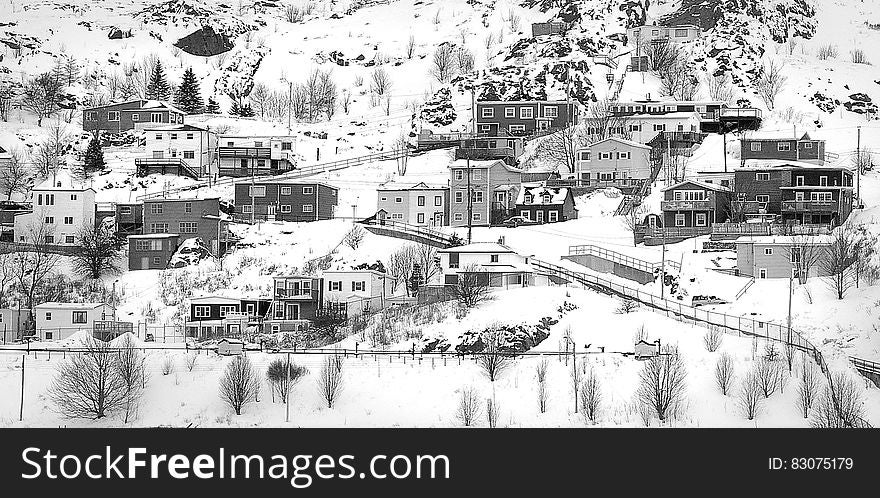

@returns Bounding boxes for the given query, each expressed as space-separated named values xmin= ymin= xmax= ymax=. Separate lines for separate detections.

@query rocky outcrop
xmin=174 ymin=25 xmax=234 ymax=56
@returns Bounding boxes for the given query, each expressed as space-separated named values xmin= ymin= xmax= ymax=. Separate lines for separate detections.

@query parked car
xmin=502 ymin=216 xmax=538 ymax=227
xmin=145 ymin=333 xmax=155 ymax=342
xmin=692 ymin=295 xmax=727 ymax=307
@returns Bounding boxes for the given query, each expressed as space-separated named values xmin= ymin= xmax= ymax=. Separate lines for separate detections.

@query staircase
xmin=359 ymin=218 xmax=457 ymax=248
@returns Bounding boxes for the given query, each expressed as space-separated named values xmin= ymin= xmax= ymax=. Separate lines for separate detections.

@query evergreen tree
xmin=206 ymin=96 xmax=220 ymax=114
xmin=229 ymin=99 xmax=242 ymax=116
xmin=173 ymin=67 xmax=204 ymax=114
xmin=83 ymin=134 xmax=105 ymax=173
xmin=240 ymin=103 xmax=255 ymax=117
xmin=145 ymin=60 xmax=170 ymax=101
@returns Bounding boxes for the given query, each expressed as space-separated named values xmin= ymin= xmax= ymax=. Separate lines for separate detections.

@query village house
xmin=234 ymin=181 xmax=338 ymax=222
xmin=115 ymin=202 xmax=144 ymax=236
xmin=693 ymin=171 xmax=735 ymax=190
xmin=13 ymin=170 xmax=96 ymax=246
xmin=475 ymin=101 xmax=578 ymax=136
xmin=733 ymin=165 xmax=854 ymax=226
xmin=515 ymin=184 xmax=578 ymax=224
xmin=218 ymin=135 xmax=297 ymax=177
xmin=575 ymin=137 xmax=653 ymax=185
xmin=735 ymin=235 xmax=834 ymax=279
xmin=375 ymin=182 xmax=449 ymax=227
xmin=608 ymin=99 xmax=761 ymax=133
xmin=0 ymin=308 xmax=31 ymax=342
xmin=127 ymin=233 xmax=180 ymax=270
xmin=82 ymin=99 xmax=185 ymax=134
xmin=136 ymin=124 xmax=218 ymax=179
xmin=449 ymin=159 xmax=523 ymax=227
xmin=627 ymin=24 xmax=701 ymax=46
xmin=34 ymin=302 xmax=113 ymax=341
xmin=740 ymin=133 xmax=826 ymax=165
xmin=454 ymin=136 xmax=525 ymax=166
xmin=142 ymin=197 xmax=224 ymax=256
xmin=264 ymin=275 xmax=326 ymax=333
xmin=323 ymin=269 xmax=393 ymax=316
xmin=531 ymin=21 xmax=568 ymax=37
xmin=0 ymin=200 xmax=30 ymax=241
xmin=661 ymin=180 xmax=732 ymax=230
xmin=184 ymin=295 xmax=271 ymax=338
xmin=613 ymin=112 xmax=703 ymax=144
xmin=438 ymin=243 xmax=546 ymax=289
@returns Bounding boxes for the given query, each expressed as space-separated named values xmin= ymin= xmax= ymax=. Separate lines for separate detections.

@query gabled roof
xmin=243 ymin=179 xmax=338 ymax=190
xmin=584 ymin=137 xmax=652 ymax=150
xmin=35 ymin=302 xmax=106 ymax=309
xmin=516 ymin=184 xmax=571 ymax=205
xmin=190 ymin=295 xmax=241 ymax=304
xmin=377 ymin=181 xmax=448 ymax=191
xmin=143 ymin=124 xmax=211 ymax=133
xmin=662 ymin=179 xmax=731 ymax=192
xmin=736 ymin=161 xmax=851 ymax=172
xmin=450 ymin=158 xmax=524 ymax=174
xmin=32 ymin=169 xmax=95 ymax=192
xmin=138 ymin=100 xmax=185 ymax=115
xmin=439 ymin=242 xmax=516 ymax=254
xmin=628 ymin=111 xmax=701 ymax=120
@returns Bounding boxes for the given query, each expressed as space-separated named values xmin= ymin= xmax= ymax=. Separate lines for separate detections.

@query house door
xmin=246 ymin=304 xmax=255 ymax=316
xmin=267 ymin=205 xmax=276 ymax=221
xmin=152 ymin=151 xmax=164 ymax=159
xmin=433 ymin=213 xmax=444 ymax=227
xmin=536 ymin=211 xmax=545 ymax=223
xmin=494 ymin=191 xmax=507 ymax=205
xmin=227 ymin=324 xmax=240 ymax=336
xmin=285 ymin=303 xmax=299 ymax=320
xmin=537 ymin=120 xmax=550 ymax=131
xmin=140 ymin=257 xmax=150 ymax=269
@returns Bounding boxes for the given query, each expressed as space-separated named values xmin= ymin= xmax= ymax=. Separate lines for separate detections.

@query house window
xmin=778 ymin=142 xmax=791 ymax=152
xmin=303 ymin=187 xmax=314 ymax=195
xmin=490 ymin=254 xmax=499 ymax=263
xmin=520 ymin=107 xmax=534 ymax=119
xmin=45 ymin=216 xmax=54 ymax=224
xmin=472 ymin=169 xmax=482 ymax=180
xmin=352 ymin=281 xmax=366 ymax=292
xmin=749 ymin=141 xmax=761 ymax=151
xmin=418 ymin=196 xmax=426 ymax=206
xmin=70 ymin=311 xmax=87 ymax=324
xmin=481 ymin=108 xmax=494 ymax=118
xmin=194 ymin=306 xmax=210 ymax=318
xmin=756 ymin=195 xmax=770 ymax=203
xmin=65 ymin=235 xmax=74 ymax=244
xmin=85 ymin=111 xmax=96 ymax=120
xmin=520 ymin=211 xmax=530 ymax=220
xmin=675 ymin=214 xmax=686 ymax=227
xmin=764 ymin=248 xmax=773 ymax=256
xmin=108 ymin=111 xmax=119 ymax=121
xmin=281 ymin=187 xmax=292 ymax=195
xmin=454 ymin=191 xmax=464 ymax=203
xmin=155 ymin=133 xmax=163 ymax=140
xmin=472 ymin=191 xmax=484 ymax=203
xmin=472 ymin=213 xmax=481 ymax=222
xmin=695 ymin=213 xmax=707 ymax=227
xmin=150 ymin=203 xmax=163 ymax=214
xmin=183 ymin=151 xmax=195 ymax=159
xmin=254 ymin=142 xmax=263 ymax=148
xmin=219 ymin=306 xmax=238 ymax=318
xmin=281 ymin=205 xmax=292 ymax=213
xmin=150 ymin=223 xmax=169 ymax=233
xmin=804 ymin=142 xmax=813 ymax=149
xmin=281 ymin=142 xmax=292 ymax=150
xmin=184 ymin=202 xmax=192 ymax=213
xmin=796 ymin=176 xmax=804 ymax=186
xmin=131 ymin=114 xmax=139 ymax=122
xmin=755 ymin=172 xmax=770 ymax=181
xmin=187 ymin=133 xmax=194 ymax=140
xmin=329 ymin=281 xmax=342 ymax=291
xmin=242 ymin=205 xmax=253 ymax=214
xmin=395 ymin=197 xmax=403 ymax=203
xmin=759 ymin=269 xmax=767 ymax=279
xmin=543 ymin=106 xmax=558 ymax=118
xmin=653 ymin=124 xmax=665 ymax=132
xmin=675 ymin=28 xmax=688 ymax=37
xmin=505 ymin=107 xmax=515 ymax=117
xmin=63 ymin=216 xmax=73 ymax=225
xmin=179 ymin=222 xmax=198 ymax=234
xmin=790 ymin=247 xmax=802 ymax=264
xmin=579 ymin=151 xmax=591 ymax=161
xmin=453 ymin=213 xmax=463 ymax=222
xmin=819 ymin=176 xmax=828 ymax=186
xmin=617 ymin=152 xmax=630 ymax=160
xmin=249 ymin=186 xmax=266 ymax=197
xmin=170 ymin=133 xmax=178 ymax=140
xmin=454 ymin=169 xmax=464 ymax=181
xmin=303 ymin=204 xmax=314 ymax=213
xmin=509 ymin=124 xmax=526 ymax=133
xmin=151 ymin=113 xmax=162 ymax=122
xmin=435 ymin=195 xmax=442 ymax=206
xmin=417 ymin=213 xmax=425 ymax=223
xmin=548 ymin=211 xmax=559 ymax=222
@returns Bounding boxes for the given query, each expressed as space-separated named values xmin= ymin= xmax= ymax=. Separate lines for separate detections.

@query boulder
xmin=108 ymin=27 xmax=132 ymax=39
xmin=174 ymin=25 xmax=234 ymax=57
xmin=168 ymin=238 xmax=213 ymax=268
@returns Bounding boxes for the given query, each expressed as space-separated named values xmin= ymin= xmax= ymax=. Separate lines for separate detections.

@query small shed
xmin=217 ymin=338 xmax=244 ymax=356
xmin=634 ymin=339 xmax=660 ymax=360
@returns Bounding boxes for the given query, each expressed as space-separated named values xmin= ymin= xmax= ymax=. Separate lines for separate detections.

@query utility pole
xmin=660 ymin=232 xmax=667 ymax=299
xmin=722 ymin=127 xmax=728 ymax=173
xmin=470 ymin=87 xmax=476 ymax=135
xmin=287 ymin=81 xmax=292 ymax=134
xmin=19 ymin=354 xmax=25 ymax=422
xmin=856 ymin=126 xmax=862 ymax=204
xmin=466 ymin=158 xmax=473 ymax=244
xmin=285 ymin=351 xmax=291 ymax=423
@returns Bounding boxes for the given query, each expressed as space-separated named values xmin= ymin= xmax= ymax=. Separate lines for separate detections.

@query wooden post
xmin=19 ymin=355 xmax=25 ymax=421
xmin=285 ymin=352 xmax=291 ymax=423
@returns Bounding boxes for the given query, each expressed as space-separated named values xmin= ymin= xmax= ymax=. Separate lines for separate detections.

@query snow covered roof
xmin=323 ymin=269 xmax=386 ymax=277
xmin=127 ymin=233 xmax=179 ymax=239
xmin=736 ymin=161 xmax=852 ymax=171
xmin=143 ymin=124 xmax=211 ymax=133
xmin=734 ymin=235 xmax=834 ymax=245
xmin=35 ymin=302 xmax=106 ymax=309
xmin=247 ymin=179 xmax=338 ymax=190
xmin=628 ymin=111 xmax=701 ymax=121
xmin=439 ymin=243 xmax=515 ymax=254
xmin=377 ymin=181 xmax=448 ymax=191
xmin=516 ymin=184 xmax=571 ymax=205
xmin=584 ymin=137 xmax=652 ymax=150
xmin=190 ymin=295 xmax=241 ymax=304
xmin=32 ymin=169 xmax=94 ymax=192
xmin=139 ymin=100 xmax=185 ymax=114
xmin=662 ymin=179 xmax=731 ymax=192
xmin=461 ymin=263 xmax=534 ymax=273
xmin=742 ymin=132 xmax=819 ymax=141
xmin=449 ymin=158 xmax=523 ymax=173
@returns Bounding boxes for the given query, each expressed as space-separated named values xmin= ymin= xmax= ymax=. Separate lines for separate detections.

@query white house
xmin=142 ymin=124 xmax=218 ymax=177
xmin=323 ymin=269 xmax=393 ymax=314
xmin=575 ymin=137 xmax=653 ymax=183
xmin=0 ymin=308 xmax=31 ymax=342
xmin=627 ymin=24 xmax=701 ymax=46
xmin=438 ymin=243 xmax=547 ymax=288
xmin=34 ymin=302 xmax=112 ymax=341
xmin=218 ymin=135 xmax=297 ymax=177
xmin=376 ymin=182 xmax=449 ymax=227
xmin=625 ymin=112 xmax=701 ymax=143
xmin=14 ymin=170 xmax=96 ymax=246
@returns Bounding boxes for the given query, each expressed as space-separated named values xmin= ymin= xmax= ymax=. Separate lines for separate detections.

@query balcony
xmin=781 ymin=200 xmax=838 ymax=213
xmin=218 ymin=147 xmax=271 ymax=159
xmin=455 ymin=147 xmax=516 ymax=162
xmin=720 ymin=107 xmax=762 ymax=119
xmin=135 ymin=157 xmax=200 ymax=179
xmin=274 ymin=288 xmax=314 ymax=300
xmin=735 ymin=200 xmax=769 ymax=214
xmin=661 ymin=198 xmax=713 ymax=211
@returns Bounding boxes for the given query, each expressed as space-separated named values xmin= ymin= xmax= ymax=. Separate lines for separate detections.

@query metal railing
xmin=360 ymin=218 xmax=455 ymax=247
xmin=568 ymin=244 xmax=681 ymax=273
xmin=781 ymin=200 xmax=838 ymax=213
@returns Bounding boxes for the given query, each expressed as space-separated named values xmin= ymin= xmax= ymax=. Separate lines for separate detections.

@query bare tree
xmin=535 ymin=359 xmax=549 ymax=413
xmin=455 ymin=386 xmax=481 ymax=426
xmin=219 ymin=355 xmax=261 ymax=415
xmin=72 ymin=222 xmax=124 ymax=279
xmin=535 ymin=123 xmax=588 ymax=175
xmin=115 ymin=334 xmax=146 ymax=423
xmin=636 ymin=345 xmax=687 ymax=422
xmin=20 ymin=72 xmax=64 ymax=126
xmin=456 ymin=46 xmax=475 ymax=75
xmin=0 ymin=79 xmax=16 ymax=121
xmin=822 ymin=224 xmax=861 ymax=299
xmin=485 ymin=396 xmax=500 ymax=428
xmin=755 ymin=59 xmax=787 ymax=111
xmin=454 ymin=264 xmax=491 ymax=308
xmin=48 ymin=337 xmax=129 ymax=419
xmin=811 ymin=373 xmax=868 ymax=428
xmin=797 ymin=361 xmax=819 ymax=418
xmin=13 ymin=221 xmax=60 ymax=310
xmin=343 ymin=225 xmax=366 ymax=249
xmin=579 ymin=368 xmax=602 ymax=424
xmin=738 ymin=369 xmax=763 ymax=420
xmin=644 ymin=39 xmax=685 ymax=73
xmin=431 ymin=43 xmax=457 ymax=83
xmin=249 ymin=83 xmax=271 ymax=119
xmin=316 ymin=355 xmax=344 ymax=408
xmin=0 ymin=148 xmax=32 ymax=199
xmin=755 ymin=357 xmax=783 ymax=398
xmin=622 ymin=205 xmax=648 ymax=247
xmin=267 ymin=357 xmax=308 ymax=404
xmin=405 ymin=35 xmax=416 ymax=59
xmin=478 ymin=327 xmax=511 ymax=382
xmin=387 ymin=244 xmax=418 ymax=295
xmin=785 ymin=235 xmax=824 ymax=284
xmin=369 ymin=67 xmax=393 ymax=97
xmin=707 ymin=73 xmax=735 ymax=103
xmin=582 ymin=99 xmax=631 ymax=143
xmin=185 ymin=352 xmax=198 ymax=372
xmin=416 ymin=243 xmax=439 ymax=284
xmin=715 ymin=352 xmax=735 ymax=396
xmin=658 ymin=60 xmax=700 ymax=101
xmin=703 ymin=328 xmax=723 ymax=352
